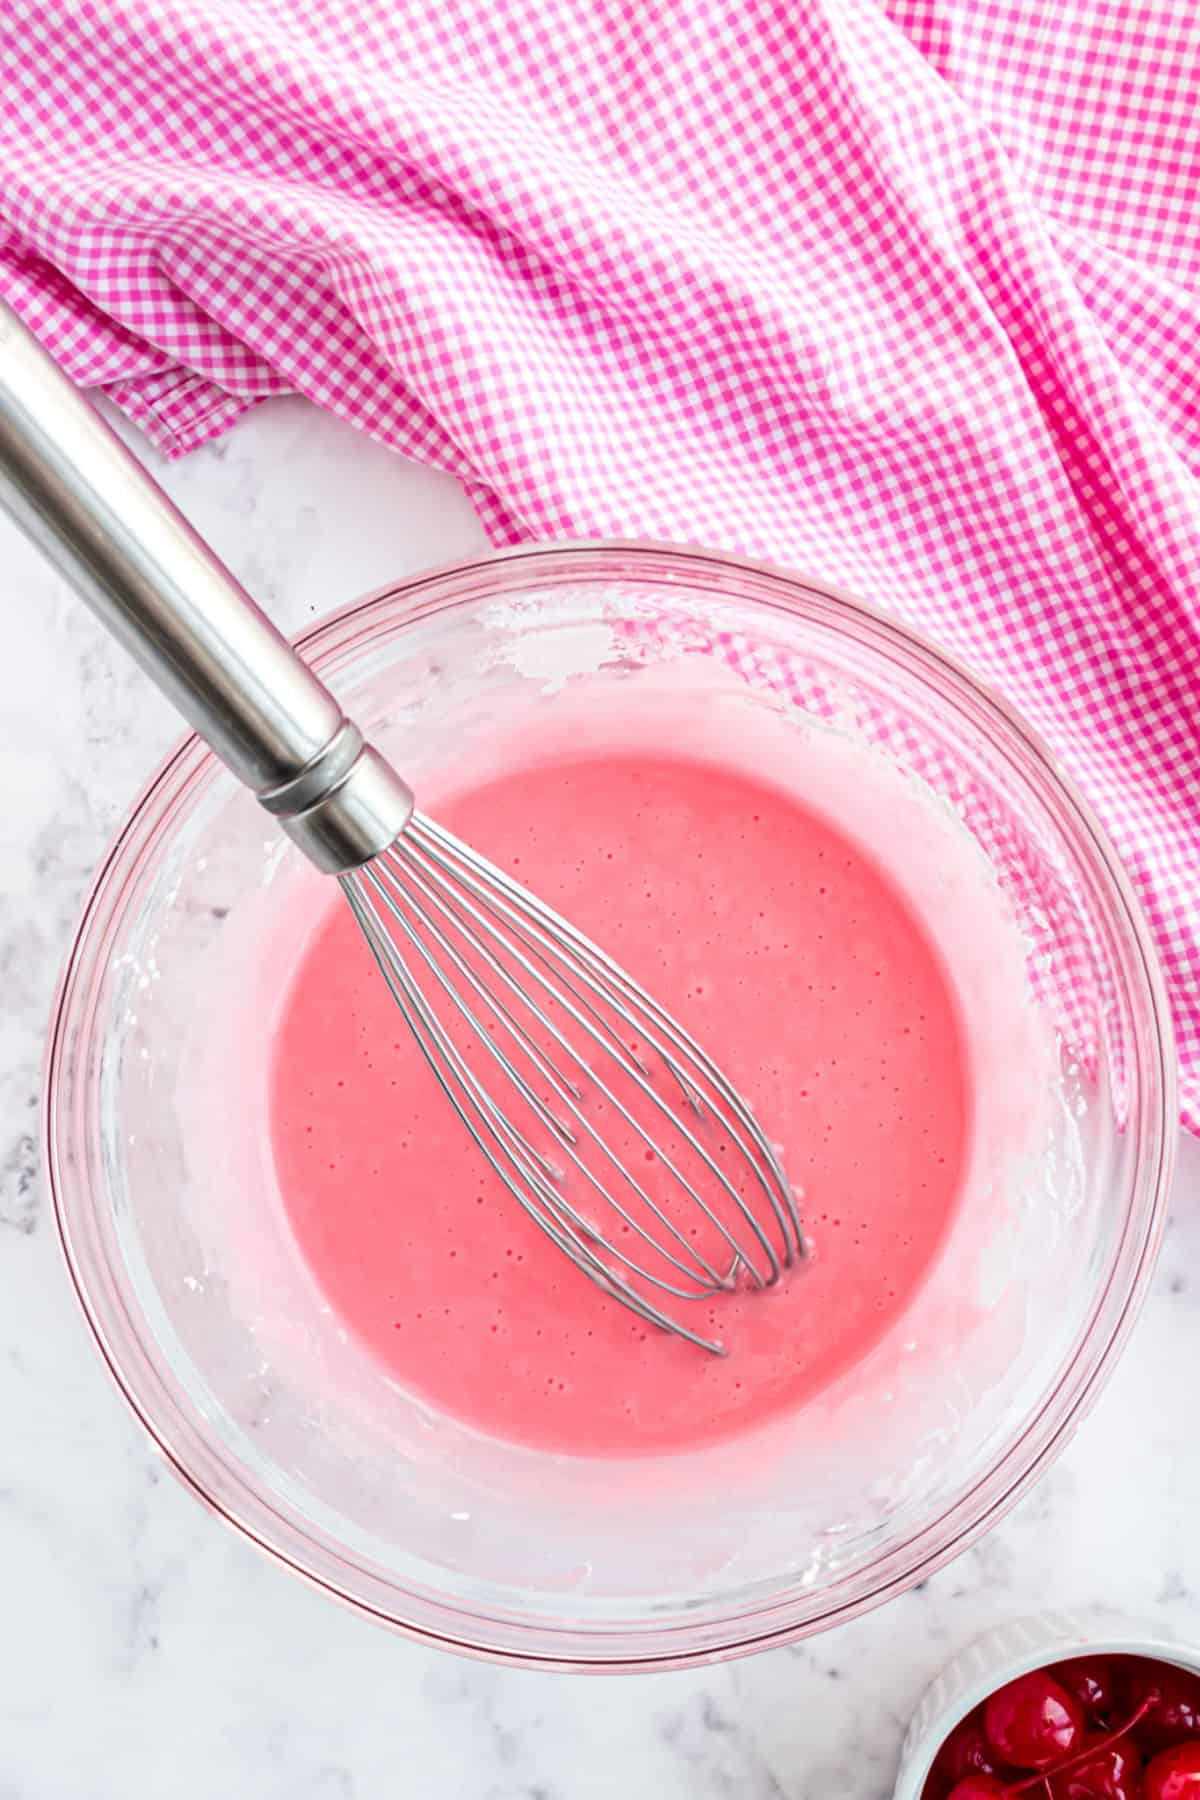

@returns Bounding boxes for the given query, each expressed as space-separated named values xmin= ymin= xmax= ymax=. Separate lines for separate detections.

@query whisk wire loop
xmin=340 ymin=811 xmax=804 ymax=1354
xmin=341 ymin=878 xmax=729 ymax=1353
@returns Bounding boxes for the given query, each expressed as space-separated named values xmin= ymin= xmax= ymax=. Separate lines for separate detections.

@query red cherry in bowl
xmin=948 ymin=1778 xmax=1007 ymax=1800
xmin=1144 ymin=1743 xmax=1200 ymax=1800
xmin=940 ymin=1716 xmax=1005 ymax=1783
xmin=1050 ymin=1735 xmax=1141 ymax=1800
xmin=1056 ymin=1661 xmax=1121 ymax=1728
xmin=986 ymin=1671 xmax=1085 ymax=1769
xmin=926 ymin=1713 xmax=1004 ymax=1800
xmin=1124 ymin=1667 xmax=1200 ymax=1755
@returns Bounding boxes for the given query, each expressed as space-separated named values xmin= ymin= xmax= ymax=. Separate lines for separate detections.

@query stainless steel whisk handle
xmin=0 ymin=300 xmax=412 ymax=873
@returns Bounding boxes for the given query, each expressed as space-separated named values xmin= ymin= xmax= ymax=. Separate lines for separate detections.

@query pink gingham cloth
xmin=2 ymin=0 xmax=1198 ymax=1122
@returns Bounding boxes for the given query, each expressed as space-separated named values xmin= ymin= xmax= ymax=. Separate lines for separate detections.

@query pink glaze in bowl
xmin=44 ymin=542 xmax=1175 ymax=1668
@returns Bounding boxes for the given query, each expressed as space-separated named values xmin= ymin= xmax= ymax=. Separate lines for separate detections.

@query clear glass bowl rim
xmin=43 ymin=539 xmax=1177 ymax=1670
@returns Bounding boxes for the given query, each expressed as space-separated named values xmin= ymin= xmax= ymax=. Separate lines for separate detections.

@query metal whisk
xmin=0 ymin=300 xmax=802 ymax=1352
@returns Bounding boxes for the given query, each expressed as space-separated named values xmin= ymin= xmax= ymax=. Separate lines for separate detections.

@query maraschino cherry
xmin=935 ymin=1716 xmax=1005 ymax=1787
xmin=1050 ymin=1734 xmax=1141 ymax=1800
xmin=1143 ymin=1742 xmax=1200 ymax=1800
xmin=948 ymin=1778 xmax=1007 ymax=1800
xmin=1123 ymin=1667 xmax=1200 ymax=1756
xmin=1057 ymin=1662 xmax=1122 ymax=1729
xmin=985 ymin=1672 xmax=1085 ymax=1769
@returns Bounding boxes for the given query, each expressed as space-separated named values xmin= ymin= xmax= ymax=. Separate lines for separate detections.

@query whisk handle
xmin=0 ymin=300 xmax=412 ymax=872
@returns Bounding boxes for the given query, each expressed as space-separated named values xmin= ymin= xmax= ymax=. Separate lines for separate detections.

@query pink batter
xmin=270 ymin=743 xmax=970 ymax=1457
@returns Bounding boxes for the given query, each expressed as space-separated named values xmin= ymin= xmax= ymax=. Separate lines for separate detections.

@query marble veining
xmin=1 ymin=395 xmax=1196 ymax=1799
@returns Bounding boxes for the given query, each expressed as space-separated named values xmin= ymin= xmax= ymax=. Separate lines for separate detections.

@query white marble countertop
xmin=2 ymin=395 xmax=1197 ymax=1799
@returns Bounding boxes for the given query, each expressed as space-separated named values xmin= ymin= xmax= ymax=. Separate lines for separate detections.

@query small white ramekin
xmin=895 ymin=1612 xmax=1200 ymax=1800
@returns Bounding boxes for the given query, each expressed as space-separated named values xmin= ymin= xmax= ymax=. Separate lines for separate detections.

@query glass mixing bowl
xmin=44 ymin=543 xmax=1175 ymax=1669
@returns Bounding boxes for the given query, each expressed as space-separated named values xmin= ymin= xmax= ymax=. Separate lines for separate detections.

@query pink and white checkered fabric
xmin=2 ymin=0 xmax=1198 ymax=1123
